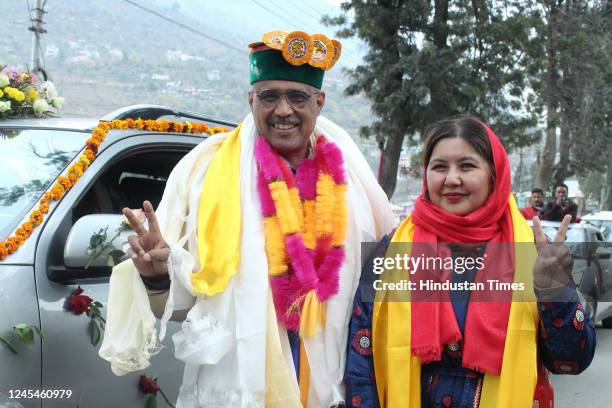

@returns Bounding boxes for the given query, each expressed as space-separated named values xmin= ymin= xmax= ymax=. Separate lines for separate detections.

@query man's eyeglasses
xmin=253 ymin=89 xmax=319 ymax=109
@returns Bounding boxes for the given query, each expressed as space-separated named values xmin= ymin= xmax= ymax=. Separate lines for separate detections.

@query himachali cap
xmin=249 ymin=30 xmax=342 ymax=90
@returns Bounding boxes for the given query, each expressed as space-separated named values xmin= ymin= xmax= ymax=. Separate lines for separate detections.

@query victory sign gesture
xmin=532 ymin=214 xmax=574 ymax=289
xmin=123 ymin=200 xmax=170 ymax=279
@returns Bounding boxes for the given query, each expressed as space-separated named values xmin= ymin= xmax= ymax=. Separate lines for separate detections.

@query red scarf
xmin=410 ymin=121 xmax=515 ymax=374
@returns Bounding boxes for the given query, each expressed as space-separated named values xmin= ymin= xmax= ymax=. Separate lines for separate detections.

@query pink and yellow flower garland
xmin=0 ymin=118 xmax=229 ymax=261
xmin=255 ymin=135 xmax=347 ymax=337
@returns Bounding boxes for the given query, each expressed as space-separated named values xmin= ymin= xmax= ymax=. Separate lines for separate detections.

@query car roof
xmin=582 ymin=211 xmax=612 ymax=221
xmin=526 ymin=219 xmax=599 ymax=231
xmin=0 ymin=104 xmax=238 ymax=134
xmin=0 ymin=117 xmax=99 ymax=132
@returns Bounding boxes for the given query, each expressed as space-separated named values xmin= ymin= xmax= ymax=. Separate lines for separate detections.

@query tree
xmin=326 ymin=0 xmax=540 ymax=198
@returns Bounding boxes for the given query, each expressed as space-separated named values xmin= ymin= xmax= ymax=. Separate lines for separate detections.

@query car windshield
xmin=1 ymin=128 xmax=89 ymax=240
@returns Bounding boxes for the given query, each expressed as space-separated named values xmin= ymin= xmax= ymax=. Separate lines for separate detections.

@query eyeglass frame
xmin=252 ymin=88 xmax=321 ymax=109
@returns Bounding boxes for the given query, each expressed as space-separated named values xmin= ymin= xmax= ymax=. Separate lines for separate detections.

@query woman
xmin=345 ymin=115 xmax=595 ymax=407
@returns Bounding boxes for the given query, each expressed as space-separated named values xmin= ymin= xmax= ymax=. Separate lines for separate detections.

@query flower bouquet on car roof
xmin=0 ymin=65 xmax=64 ymax=119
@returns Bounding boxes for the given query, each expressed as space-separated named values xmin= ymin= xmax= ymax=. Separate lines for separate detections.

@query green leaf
xmin=110 ymin=249 xmax=125 ymax=265
xmin=31 ymin=325 xmax=44 ymax=342
xmin=92 ymin=301 xmax=103 ymax=308
xmin=89 ymin=319 xmax=101 ymax=346
xmin=145 ymin=393 xmax=157 ymax=408
xmin=0 ymin=336 xmax=18 ymax=354
xmin=13 ymin=324 xmax=34 ymax=347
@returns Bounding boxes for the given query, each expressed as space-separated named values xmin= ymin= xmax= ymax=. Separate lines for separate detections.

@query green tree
xmin=326 ymin=0 xmax=540 ymax=198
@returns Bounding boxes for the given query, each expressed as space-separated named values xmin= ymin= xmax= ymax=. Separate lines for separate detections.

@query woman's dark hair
xmin=422 ymin=114 xmax=496 ymax=181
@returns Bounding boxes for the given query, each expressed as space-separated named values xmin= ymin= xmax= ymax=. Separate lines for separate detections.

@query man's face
xmin=555 ymin=186 xmax=568 ymax=200
xmin=249 ymin=80 xmax=325 ymax=164
xmin=531 ymin=192 xmax=543 ymax=207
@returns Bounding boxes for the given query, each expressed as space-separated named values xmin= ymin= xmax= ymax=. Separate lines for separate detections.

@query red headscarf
xmin=410 ymin=120 xmax=515 ymax=374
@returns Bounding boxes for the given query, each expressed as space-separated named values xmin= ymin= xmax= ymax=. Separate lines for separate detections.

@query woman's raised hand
xmin=123 ymin=200 xmax=170 ymax=278
xmin=532 ymin=214 xmax=573 ymax=289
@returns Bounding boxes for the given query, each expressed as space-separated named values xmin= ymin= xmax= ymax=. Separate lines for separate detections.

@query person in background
xmin=520 ymin=187 xmax=544 ymax=220
xmin=542 ymin=183 xmax=578 ymax=222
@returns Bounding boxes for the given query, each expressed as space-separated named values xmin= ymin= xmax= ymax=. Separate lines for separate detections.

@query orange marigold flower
xmin=5 ymin=237 xmax=18 ymax=253
xmin=193 ymin=123 xmax=208 ymax=133
xmin=126 ymin=118 xmax=135 ymax=128
xmin=41 ymin=191 xmax=54 ymax=203
xmin=58 ymin=176 xmax=72 ymax=190
xmin=15 ymin=227 xmax=27 ymax=238
xmin=39 ymin=201 xmax=50 ymax=214
xmin=13 ymin=235 xmax=25 ymax=247
xmin=91 ymin=129 xmax=106 ymax=143
xmin=22 ymin=223 xmax=34 ymax=235
xmin=68 ymin=163 xmax=84 ymax=177
xmin=29 ymin=210 xmax=44 ymax=226
xmin=84 ymin=149 xmax=96 ymax=161
xmin=51 ymin=183 xmax=65 ymax=200
xmin=173 ymin=122 xmax=185 ymax=133
xmin=0 ymin=245 xmax=8 ymax=259
xmin=135 ymin=118 xmax=144 ymax=129
xmin=86 ymin=138 xmax=100 ymax=153
xmin=98 ymin=122 xmax=111 ymax=131
xmin=68 ymin=173 xmax=78 ymax=185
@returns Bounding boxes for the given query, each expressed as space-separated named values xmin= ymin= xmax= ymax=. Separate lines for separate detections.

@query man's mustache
xmin=268 ymin=116 xmax=301 ymax=126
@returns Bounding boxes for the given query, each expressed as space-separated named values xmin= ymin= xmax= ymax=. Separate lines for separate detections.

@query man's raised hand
xmin=123 ymin=200 xmax=169 ymax=278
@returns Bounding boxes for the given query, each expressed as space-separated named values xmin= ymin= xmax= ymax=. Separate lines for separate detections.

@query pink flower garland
xmin=255 ymin=135 xmax=347 ymax=331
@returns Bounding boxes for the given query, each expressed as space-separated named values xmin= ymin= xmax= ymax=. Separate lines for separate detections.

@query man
xmin=520 ymin=188 xmax=544 ymax=220
xmin=542 ymin=183 xmax=578 ymax=222
xmin=99 ymin=31 xmax=394 ymax=408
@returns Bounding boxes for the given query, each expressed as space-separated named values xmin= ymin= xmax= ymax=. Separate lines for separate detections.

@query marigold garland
xmin=0 ymin=118 xmax=229 ymax=261
xmin=255 ymin=134 xmax=348 ymax=337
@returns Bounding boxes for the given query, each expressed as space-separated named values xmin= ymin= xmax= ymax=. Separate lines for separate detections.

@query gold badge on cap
xmin=261 ymin=30 xmax=342 ymax=70
xmin=282 ymin=31 xmax=313 ymax=66
xmin=263 ymin=30 xmax=287 ymax=50
xmin=310 ymin=34 xmax=333 ymax=69
xmin=327 ymin=39 xmax=342 ymax=69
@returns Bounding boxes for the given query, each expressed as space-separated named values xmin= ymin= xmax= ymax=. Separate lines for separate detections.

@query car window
xmin=72 ymin=150 xmax=186 ymax=220
xmin=0 ymin=128 xmax=89 ymax=240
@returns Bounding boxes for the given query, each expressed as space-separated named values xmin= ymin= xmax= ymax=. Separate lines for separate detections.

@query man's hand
xmin=532 ymin=215 xmax=573 ymax=289
xmin=123 ymin=200 xmax=170 ymax=278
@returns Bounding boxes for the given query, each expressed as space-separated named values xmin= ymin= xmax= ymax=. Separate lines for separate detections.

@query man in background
xmin=542 ymin=183 xmax=578 ymax=222
xmin=520 ymin=188 xmax=544 ymax=220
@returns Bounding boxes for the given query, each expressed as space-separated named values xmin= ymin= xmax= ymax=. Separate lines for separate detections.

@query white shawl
xmin=99 ymin=113 xmax=395 ymax=407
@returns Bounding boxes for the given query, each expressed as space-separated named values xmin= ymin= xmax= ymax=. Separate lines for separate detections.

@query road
xmin=552 ymin=327 xmax=612 ymax=407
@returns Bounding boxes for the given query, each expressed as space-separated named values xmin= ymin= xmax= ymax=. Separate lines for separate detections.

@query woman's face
xmin=426 ymin=137 xmax=493 ymax=216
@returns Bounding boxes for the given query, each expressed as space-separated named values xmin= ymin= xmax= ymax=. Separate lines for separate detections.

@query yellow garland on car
xmin=0 ymin=118 xmax=229 ymax=261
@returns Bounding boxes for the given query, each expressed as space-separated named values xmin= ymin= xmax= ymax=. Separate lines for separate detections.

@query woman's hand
xmin=532 ymin=214 xmax=573 ymax=289
xmin=123 ymin=200 xmax=170 ymax=279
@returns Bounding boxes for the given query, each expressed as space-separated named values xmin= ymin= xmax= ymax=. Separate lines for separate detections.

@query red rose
xmin=68 ymin=287 xmax=92 ymax=315
xmin=138 ymin=375 xmax=160 ymax=395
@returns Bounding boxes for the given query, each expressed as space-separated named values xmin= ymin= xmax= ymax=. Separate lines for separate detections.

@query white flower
xmin=50 ymin=97 xmax=64 ymax=109
xmin=0 ymin=74 xmax=9 ymax=88
xmin=32 ymin=98 xmax=49 ymax=116
xmin=122 ymin=208 xmax=147 ymax=227
xmin=0 ymin=100 xmax=10 ymax=112
xmin=39 ymin=81 xmax=57 ymax=100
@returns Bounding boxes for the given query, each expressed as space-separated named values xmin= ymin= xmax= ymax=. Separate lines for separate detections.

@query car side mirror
xmin=64 ymin=214 xmax=134 ymax=269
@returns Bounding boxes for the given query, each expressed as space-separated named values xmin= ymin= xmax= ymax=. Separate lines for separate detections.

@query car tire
xmin=602 ymin=317 xmax=612 ymax=329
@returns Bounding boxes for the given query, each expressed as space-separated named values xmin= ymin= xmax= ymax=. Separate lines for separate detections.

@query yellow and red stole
xmin=372 ymin=197 xmax=540 ymax=407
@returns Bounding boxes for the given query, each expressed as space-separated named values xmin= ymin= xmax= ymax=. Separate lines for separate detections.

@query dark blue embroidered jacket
xmin=344 ymin=235 xmax=596 ymax=408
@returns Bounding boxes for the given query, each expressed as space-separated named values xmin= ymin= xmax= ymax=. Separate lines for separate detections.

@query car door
xmin=34 ymin=133 xmax=202 ymax=407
